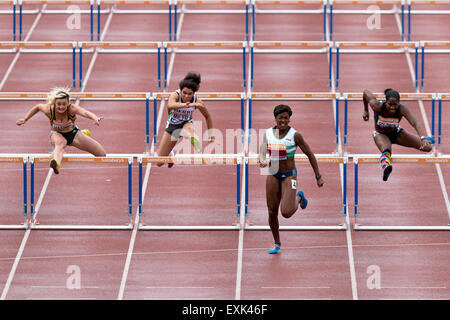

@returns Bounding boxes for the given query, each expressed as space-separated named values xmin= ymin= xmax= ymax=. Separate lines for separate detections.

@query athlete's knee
xmin=93 ymin=147 xmax=106 ymax=157
xmin=280 ymin=205 xmax=296 ymax=219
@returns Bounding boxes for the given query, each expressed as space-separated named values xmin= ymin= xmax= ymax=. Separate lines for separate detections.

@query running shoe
xmin=297 ymin=190 xmax=308 ymax=209
xmin=268 ymin=242 xmax=281 ymax=254
xmin=81 ymin=129 xmax=91 ymax=136
xmin=50 ymin=158 xmax=60 ymax=174
xmin=382 ymin=165 xmax=392 ymax=182
xmin=168 ymin=149 xmax=176 ymax=168
xmin=191 ymin=136 xmax=202 ymax=153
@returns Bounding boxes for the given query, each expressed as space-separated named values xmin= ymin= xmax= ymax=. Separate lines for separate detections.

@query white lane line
xmin=1 ymin=7 xmax=116 ymax=301
xmin=326 ymin=15 xmax=358 ymax=300
xmin=0 ymin=7 xmax=51 ymax=299
xmin=0 ymin=4 xmax=45 ymax=90
xmin=116 ymin=8 xmax=186 ymax=300
xmin=381 ymin=286 xmax=447 ymax=289
xmin=261 ymin=286 xmax=331 ymax=289
xmin=146 ymin=286 xmax=215 ymax=289
xmin=394 ymin=12 xmax=450 ymax=221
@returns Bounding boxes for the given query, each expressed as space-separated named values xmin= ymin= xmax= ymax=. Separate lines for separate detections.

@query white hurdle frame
xmin=28 ymin=153 xmax=136 ymax=230
xmin=244 ymin=154 xmax=348 ymax=231
xmin=137 ymin=154 xmax=244 ymax=231
xmin=0 ymin=154 xmax=28 ymax=229
xmin=352 ymin=154 xmax=450 ymax=231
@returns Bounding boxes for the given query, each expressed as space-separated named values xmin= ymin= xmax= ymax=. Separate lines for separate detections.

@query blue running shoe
xmin=297 ymin=190 xmax=308 ymax=209
xmin=268 ymin=243 xmax=281 ymax=254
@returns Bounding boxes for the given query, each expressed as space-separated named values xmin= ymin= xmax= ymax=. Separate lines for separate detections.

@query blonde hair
xmin=48 ymin=86 xmax=71 ymax=105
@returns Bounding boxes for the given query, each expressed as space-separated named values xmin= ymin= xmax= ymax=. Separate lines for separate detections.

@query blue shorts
xmin=268 ymin=168 xmax=297 ymax=182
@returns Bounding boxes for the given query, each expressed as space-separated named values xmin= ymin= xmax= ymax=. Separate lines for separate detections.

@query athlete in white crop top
xmin=16 ymin=87 xmax=106 ymax=174
xmin=156 ymin=73 xmax=214 ymax=168
xmin=363 ymin=88 xmax=434 ymax=181
xmin=259 ymin=104 xmax=324 ymax=254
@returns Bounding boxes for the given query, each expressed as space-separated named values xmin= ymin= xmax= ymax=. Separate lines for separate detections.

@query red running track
xmin=0 ymin=3 xmax=449 ymax=301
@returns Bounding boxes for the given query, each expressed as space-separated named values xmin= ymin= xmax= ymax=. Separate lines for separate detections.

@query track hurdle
xmin=98 ymin=0 xmax=173 ymax=40
xmin=0 ymin=41 xmax=77 ymax=88
xmin=335 ymin=41 xmax=419 ymax=89
xmin=352 ymin=154 xmax=450 ymax=230
xmin=137 ymin=154 xmax=243 ymax=230
xmin=435 ymin=93 xmax=449 ymax=155
xmin=249 ymin=41 xmax=333 ymax=89
xmin=78 ymin=41 xmax=161 ymax=89
xmin=0 ymin=154 xmax=28 ymax=229
xmin=248 ymin=92 xmax=340 ymax=152
xmin=28 ymin=153 xmax=135 ymax=230
xmin=174 ymin=0 xmax=250 ymax=41
xmin=341 ymin=92 xmax=436 ymax=155
xmin=162 ymin=41 xmax=247 ymax=90
xmin=251 ymin=0 xmax=328 ymax=41
xmin=329 ymin=0 xmax=406 ymax=41
xmin=419 ymin=41 xmax=450 ymax=91
xmin=17 ymin=0 xmax=96 ymax=41
xmin=245 ymin=153 xmax=348 ymax=230
xmin=0 ymin=0 xmax=17 ymax=41
xmin=407 ymin=0 xmax=450 ymax=41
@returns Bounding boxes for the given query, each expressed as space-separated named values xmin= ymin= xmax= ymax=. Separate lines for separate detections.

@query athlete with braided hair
xmin=16 ymin=87 xmax=105 ymax=174
xmin=363 ymin=88 xmax=434 ymax=181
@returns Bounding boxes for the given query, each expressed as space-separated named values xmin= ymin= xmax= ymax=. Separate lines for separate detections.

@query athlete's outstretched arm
xmin=16 ymin=103 xmax=46 ymax=125
xmin=295 ymin=132 xmax=324 ymax=187
xmin=363 ymin=90 xmax=382 ymax=121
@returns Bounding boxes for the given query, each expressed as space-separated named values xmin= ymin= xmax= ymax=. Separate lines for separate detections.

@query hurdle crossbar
xmin=28 ymin=154 xmax=134 ymax=230
xmin=137 ymin=154 xmax=243 ymax=231
xmin=0 ymin=154 xmax=28 ymax=229
xmin=335 ymin=41 xmax=419 ymax=88
xmin=250 ymin=41 xmax=332 ymax=88
xmin=244 ymin=154 xmax=348 ymax=231
xmin=329 ymin=1 xmax=405 ymax=40
xmin=252 ymin=0 xmax=327 ymax=41
xmin=0 ymin=41 xmax=77 ymax=87
xmin=79 ymin=41 xmax=162 ymax=89
xmin=420 ymin=41 xmax=450 ymax=90
xmin=163 ymin=41 xmax=247 ymax=89
xmin=352 ymin=154 xmax=450 ymax=231
xmin=248 ymin=92 xmax=340 ymax=151
xmin=150 ymin=91 xmax=245 ymax=150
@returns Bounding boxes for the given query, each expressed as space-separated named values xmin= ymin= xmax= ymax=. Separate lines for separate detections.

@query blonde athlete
xmin=16 ymin=87 xmax=106 ymax=174
xmin=156 ymin=72 xmax=214 ymax=167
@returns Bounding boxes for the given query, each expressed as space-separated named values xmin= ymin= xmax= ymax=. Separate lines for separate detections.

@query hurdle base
xmin=0 ymin=224 xmax=28 ymax=230
xmin=138 ymin=225 xmax=241 ymax=231
xmin=353 ymin=223 xmax=450 ymax=231
xmin=30 ymin=224 xmax=133 ymax=230
xmin=245 ymin=224 xmax=347 ymax=231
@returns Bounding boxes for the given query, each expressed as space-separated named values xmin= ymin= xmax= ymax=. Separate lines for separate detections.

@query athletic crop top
xmin=49 ymin=104 xmax=76 ymax=131
xmin=374 ymin=102 xmax=403 ymax=133
xmin=266 ymin=126 xmax=297 ymax=161
xmin=167 ymin=89 xmax=197 ymax=125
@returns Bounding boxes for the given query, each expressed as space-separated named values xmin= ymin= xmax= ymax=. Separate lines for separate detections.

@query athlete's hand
xmin=94 ymin=116 xmax=103 ymax=126
xmin=16 ymin=118 xmax=26 ymax=126
xmin=316 ymin=176 xmax=324 ymax=187
xmin=362 ymin=110 xmax=369 ymax=121
xmin=258 ymin=159 xmax=268 ymax=168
